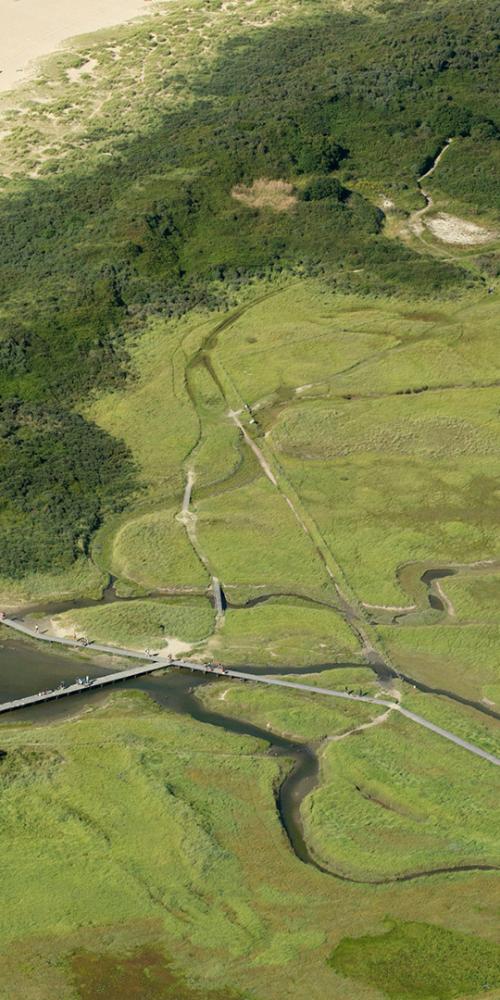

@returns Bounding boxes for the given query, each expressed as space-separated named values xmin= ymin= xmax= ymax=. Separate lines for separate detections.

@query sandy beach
xmin=0 ymin=0 xmax=154 ymax=94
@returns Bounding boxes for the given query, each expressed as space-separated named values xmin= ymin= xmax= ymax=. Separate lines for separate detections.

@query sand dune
xmin=0 ymin=0 xmax=155 ymax=94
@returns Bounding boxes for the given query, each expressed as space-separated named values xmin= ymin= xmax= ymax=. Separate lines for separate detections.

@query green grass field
xmin=268 ymin=376 xmax=500 ymax=605
xmin=442 ymin=570 xmax=500 ymax=622
xmin=110 ymin=508 xmax=209 ymax=591
xmin=213 ymin=283 xmax=400 ymax=406
xmin=0 ymin=691 xmax=498 ymax=1000
xmin=0 ymin=559 xmax=107 ymax=610
xmin=401 ymin=686 xmax=500 ymax=757
xmin=0 ymin=0 xmax=499 ymax=996
xmin=208 ymin=601 xmax=360 ymax=668
xmin=301 ymin=708 xmax=500 ymax=879
xmin=52 ymin=598 xmax=215 ymax=651
xmin=198 ymin=670 xmax=382 ymax=742
xmin=195 ymin=476 xmax=335 ymax=602
xmin=378 ymin=623 xmax=500 ymax=705
xmin=87 ymin=316 xmax=201 ymax=504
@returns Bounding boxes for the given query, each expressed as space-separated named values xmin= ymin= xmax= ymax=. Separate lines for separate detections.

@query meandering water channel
xmin=2 ymin=545 xmax=498 ymax=882
xmin=0 ymin=631 xmax=321 ymax=873
xmin=1 ymin=626 xmax=498 ymax=884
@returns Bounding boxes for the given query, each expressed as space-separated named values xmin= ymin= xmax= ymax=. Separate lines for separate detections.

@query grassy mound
xmin=54 ymin=598 xmax=215 ymax=650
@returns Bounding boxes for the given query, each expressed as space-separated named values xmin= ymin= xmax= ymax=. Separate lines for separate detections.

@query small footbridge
xmin=0 ymin=617 xmax=499 ymax=766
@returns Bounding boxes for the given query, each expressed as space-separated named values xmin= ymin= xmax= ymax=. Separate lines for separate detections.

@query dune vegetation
xmin=0 ymin=0 xmax=499 ymax=996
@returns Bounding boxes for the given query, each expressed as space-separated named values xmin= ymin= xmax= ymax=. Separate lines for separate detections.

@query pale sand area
xmin=425 ymin=212 xmax=498 ymax=246
xmin=0 ymin=0 xmax=155 ymax=94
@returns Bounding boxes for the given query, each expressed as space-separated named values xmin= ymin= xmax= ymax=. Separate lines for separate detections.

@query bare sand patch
xmin=48 ymin=615 xmax=193 ymax=657
xmin=0 ymin=0 xmax=157 ymax=95
xmin=160 ymin=636 xmax=193 ymax=657
xmin=48 ymin=617 xmax=75 ymax=640
xmin=66 ymin=57 xmax=98 ymax=84
xmin=232 ymin=178 xmax=297 ymax=212
xmin=425 ymin=213 xmax=497 ymax=246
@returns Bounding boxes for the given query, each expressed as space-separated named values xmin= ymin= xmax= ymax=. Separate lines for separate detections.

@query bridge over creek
xmin=1 ymin=617 xmax=499 ymax=766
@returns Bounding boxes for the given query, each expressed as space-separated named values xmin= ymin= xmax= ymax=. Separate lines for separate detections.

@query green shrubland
xmin=1 ymin=0 xmax=498 ymax=581
xmin=0 ymin=403 xmax=136 ymax=578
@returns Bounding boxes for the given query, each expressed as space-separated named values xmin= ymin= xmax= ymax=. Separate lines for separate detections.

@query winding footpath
xmin=1 ymin=617 xmax=499 ymax=767
xmin=409 ymin=138 xmax=453 ymax=236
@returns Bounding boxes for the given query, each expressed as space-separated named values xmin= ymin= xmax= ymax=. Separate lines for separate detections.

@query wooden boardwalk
xmin=0 ymin=660 xmax=170 ymax=714
xmin=1 ymin=617 xmax=499 ymax=766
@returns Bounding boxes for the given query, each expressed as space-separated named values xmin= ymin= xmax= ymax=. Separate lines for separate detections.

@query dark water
xmin=20 ymin=572 xmax=344 ymax=622
xmin=1 ymin=634 xmax=496 ymax=883
xmin=397 ymin=561 xmax=500 ymax=616
xmin=421 ymin=568 xmax=456 ymax=612
xmin=0 ymin=634 xmax=317 ymax=872
xmin=15 ymin=576 xmax=179 ymax=618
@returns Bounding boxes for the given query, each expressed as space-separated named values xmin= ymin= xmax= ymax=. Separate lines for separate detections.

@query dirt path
xmin=433 ymin=580 xmax=455 ymax=617
xmin=228 ymin=409 xmax=278 ymax=485
xmin=409 ymin=139 xmax=453 ymax=236
xmin=326 ymin=690 xmax=400 ymax=744
xmin=182 ymin=467 xmax=195 ymax=513
xmin=362 ymin=602 xmax=417 ymax=613
xmin=331 ymin=709 xmax=393 ymax=741
xmin=177 ymin=469 xmax=209 ymax=570
xmin=178 ymin=468 xmax=225 ymax=622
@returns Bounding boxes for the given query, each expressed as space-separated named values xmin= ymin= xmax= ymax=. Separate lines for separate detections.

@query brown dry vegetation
xmin=232 ymin=178 xmax=297 ymax=212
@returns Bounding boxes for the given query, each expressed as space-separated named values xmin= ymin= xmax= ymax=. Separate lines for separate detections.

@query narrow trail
xmin=182 ymin=467 xmax=195 ymax=512
xmin=409 ymin=138 xmax=453 ymax=238
xmin=326 ymin=698 xmax=398 ymax=744
xmin=433 ymin=580 xmax=455 ymax=618
xmin=276 ymin=375 xmax=500 ymax=405
xmin=362 ymin=602 xmax=417 ymax=613
xmin=228 ymin=410 xmax=278 ymax=486
xmin=177 ymin=469 xmax=208 ymax=570
xmin=177 ymin=468 xmax=225 ymax=620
